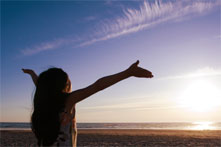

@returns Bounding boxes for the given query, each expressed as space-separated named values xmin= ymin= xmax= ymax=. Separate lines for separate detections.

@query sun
xmin=179 ymin=79 xmax=221 ymax=112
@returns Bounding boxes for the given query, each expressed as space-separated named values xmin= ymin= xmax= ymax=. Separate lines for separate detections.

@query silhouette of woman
xmin=22 ymin=60 xmax=153 ymax=146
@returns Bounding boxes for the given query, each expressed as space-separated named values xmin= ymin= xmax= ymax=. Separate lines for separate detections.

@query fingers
xmin=129 ymin=60 xmax=154 ymax=78
xmin=22 ymin=69 xmax=33 ymax=74
xmin=142 ymin=69 xmax=153 ymax=78
xmin=22 ymin=69 xmax=27 ymax=73
xmin=149 ymin=74 xmax=154 ymax=78
xmin=135 ymin=60 xmax=139 ymax=66
xmin=146 ymin=70 xmax=153 ymax=78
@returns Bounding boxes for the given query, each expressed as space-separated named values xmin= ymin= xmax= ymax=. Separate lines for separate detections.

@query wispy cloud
xmin=84 ymin=16 xmax=97 ymax=21
xmin=22 ymin=39 xmax=63 ymax=56
xmin=159 ymin=67 xmax=221 ymax=80
xmin=215 ymin=34 xmax=221 ymax=40
xmin=21 ymin=0 xmax=220 ymax=55
xmin=21 ymin=38 xmax=79 ymax=56
xmin=80 ymin=96 xmax=181 ymax=111
xmin=78 ymin=0 xmax=220 ymax=47
xmin=82 ymin=101 xmax=148 ymax=110
xmin=81 ymin=100 xmax=184 ymax=111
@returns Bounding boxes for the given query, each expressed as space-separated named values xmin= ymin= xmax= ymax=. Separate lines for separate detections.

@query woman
xmin=22 ymin=60 xmax=153 ymax=146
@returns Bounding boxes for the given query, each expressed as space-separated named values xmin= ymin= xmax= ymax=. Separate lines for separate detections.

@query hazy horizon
xmin=1 ymin=0 xmax=221 ymax=123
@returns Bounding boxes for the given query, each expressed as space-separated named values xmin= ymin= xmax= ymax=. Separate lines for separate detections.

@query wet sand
xmin=1 ymin=129 xmax=221 ymax=146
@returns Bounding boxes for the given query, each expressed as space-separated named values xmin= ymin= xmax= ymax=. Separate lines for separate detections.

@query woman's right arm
xmin=22 ymin=69 xmax=38 ymax=86
xmin=64 ymin=60 xmax=153 ymax=113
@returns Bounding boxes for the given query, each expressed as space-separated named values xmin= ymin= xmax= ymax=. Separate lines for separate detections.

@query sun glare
xmin=192 ymin=122 xmax=215 ymax=130
xmin=179 ymin=79 xmax=221 ymax=112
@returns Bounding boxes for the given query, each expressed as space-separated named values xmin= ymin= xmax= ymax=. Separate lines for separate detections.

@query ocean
xmin=1 ymin=122 xmax=221 ymax=130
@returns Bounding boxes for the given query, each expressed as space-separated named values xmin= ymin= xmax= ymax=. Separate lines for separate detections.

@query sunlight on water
xmin=192 ymin=122 xmax=215 ymax=130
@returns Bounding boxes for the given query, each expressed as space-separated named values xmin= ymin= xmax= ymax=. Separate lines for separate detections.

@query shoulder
xmin=63 ymin=93 xmax=76 ymax=112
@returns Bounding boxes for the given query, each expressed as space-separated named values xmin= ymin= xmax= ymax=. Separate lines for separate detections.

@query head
xmin=31 ymin=68 xmax=71 ymax=146
xmin=38 ymin=68 xmax=71 ymax=94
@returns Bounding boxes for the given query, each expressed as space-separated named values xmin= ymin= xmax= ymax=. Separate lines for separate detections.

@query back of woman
xmin=52 ymin=111 xmax=77 ymax=147
xmin=30 ymin=68 xmax=74 ymax=146
xmin=23 ymin=60 xmax=153 ymax=147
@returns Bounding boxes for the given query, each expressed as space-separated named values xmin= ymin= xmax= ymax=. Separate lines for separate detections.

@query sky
xmin=1 ymin=0 xmax=221 ymax=123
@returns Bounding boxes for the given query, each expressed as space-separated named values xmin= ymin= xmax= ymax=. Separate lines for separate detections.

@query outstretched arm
xmin=65 ymin=60 xmax=153 ymax=112
xmin=22 ymin=69 xmax=38 ymax=86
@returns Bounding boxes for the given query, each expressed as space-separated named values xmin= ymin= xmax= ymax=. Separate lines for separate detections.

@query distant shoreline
xmin=1 ymin=129 xmax=221 ymax=146
xmin=1 ymin=122 xmax=221 ymax=130
xmin=1 ymin=128 xmax=221 ymax=131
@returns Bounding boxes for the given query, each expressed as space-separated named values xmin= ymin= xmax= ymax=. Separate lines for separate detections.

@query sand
xmin=1 ymin=129 xmax=221 ymax=146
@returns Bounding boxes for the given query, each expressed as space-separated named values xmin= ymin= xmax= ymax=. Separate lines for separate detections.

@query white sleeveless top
xmin=52 ymin=109 xmax=77 ymax=147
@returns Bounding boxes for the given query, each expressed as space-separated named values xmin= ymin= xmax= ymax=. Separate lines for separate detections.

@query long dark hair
xmin=31 ymin=68 xmax=70 ymax=146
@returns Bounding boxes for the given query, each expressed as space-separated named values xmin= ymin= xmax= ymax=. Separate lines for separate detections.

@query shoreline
xmin=1 ymin=129 xmax=221 ymax=146
xmin=1 ymin=127 xmax=221 ymax=131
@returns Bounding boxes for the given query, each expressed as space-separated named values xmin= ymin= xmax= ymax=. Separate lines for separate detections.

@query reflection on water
xmin=1 ymin=122 xmax=221 ymax=130
xmin=191 ymin=122 xmax=216 ymax=130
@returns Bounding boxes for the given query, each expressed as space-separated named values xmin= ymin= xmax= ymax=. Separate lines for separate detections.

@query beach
xmin=1 ymin=129 xmax=221 ymax=146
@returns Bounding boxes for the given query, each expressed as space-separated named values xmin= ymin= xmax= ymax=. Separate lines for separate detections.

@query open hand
xmin=22 ymin=68 xmax=38 ymax=85
xmin=127 ymin=60 xmax=153 ymax=78
xmin=22 ymin=69 xmax=34 ymax=75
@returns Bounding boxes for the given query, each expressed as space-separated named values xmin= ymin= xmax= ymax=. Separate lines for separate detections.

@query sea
xmin=1 ymin=122 xmax=221 ymax=130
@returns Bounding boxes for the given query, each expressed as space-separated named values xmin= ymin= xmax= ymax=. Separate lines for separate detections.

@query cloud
xmin=215 ymin=34 xmax=221 ymax=40
xmin=21 ymin=0 xmax=220 ymax=55
xmin=84 ymin=16 xmax=97 ymax=21
xmin=159 ymin=67 xmax=221 ymax=80
xmin=21 ymin=38 xmax=79 ymax=56
xmin=78 ymin=0 xmax=220 ymax=47
xmin=82 ymin=104 xmax=183 ymax=111
xmin=81 ymin=100 xmax=184 ymax=111
xmin=80 ymin=96 xmax=181 ymax=111
xmin=22 ymin=39 xmax=64 ymax=56
xmin=81 ymin=101 xmax=147 ymax=110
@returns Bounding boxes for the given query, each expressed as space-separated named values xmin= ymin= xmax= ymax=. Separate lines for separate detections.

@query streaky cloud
xmin=81 ymin=102 xmax=184 ymax=111
xmin=78 ymin=0 xmax=220 ymax=47
xmin=80 ymin=96 xmax=177 ymax=111
xmin=21 ymin=0 xmax=220 ymax=55
xmin=158 ymin=67 xmax=221 ymax=80
xmin=21 ymin=37 xmax=81 ymax=56
xmin=21 ymin=39 xmax=63 ymax=56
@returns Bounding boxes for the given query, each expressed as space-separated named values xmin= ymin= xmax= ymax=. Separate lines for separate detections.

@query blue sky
xmin=1 ymin=0 xmax=221 ymax=122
